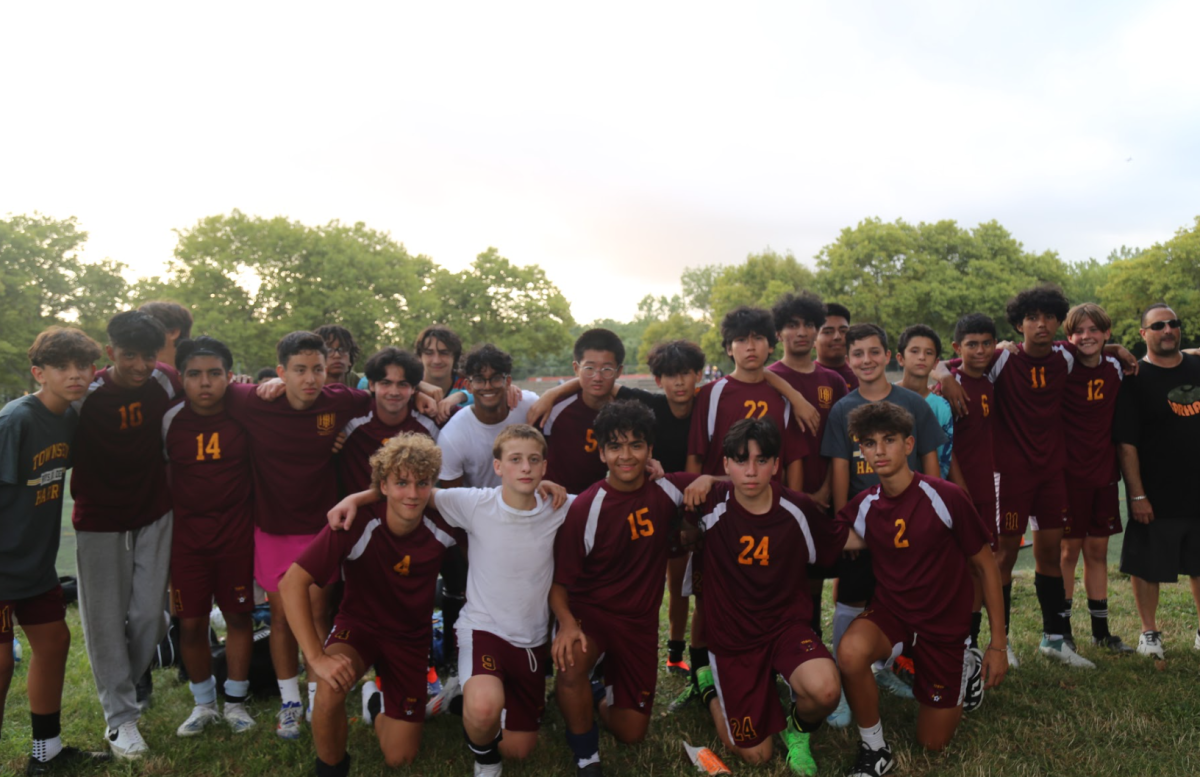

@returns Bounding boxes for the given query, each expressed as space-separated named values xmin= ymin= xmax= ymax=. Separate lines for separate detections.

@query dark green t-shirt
xmin=0 ymin=394 xmax=77 ymax=599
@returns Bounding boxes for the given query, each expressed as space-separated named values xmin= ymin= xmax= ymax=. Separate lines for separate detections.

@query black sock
xmin=466 ymin=728 xmax=502 ymax=765
xmin=1062 ymin=598 xmax=1073 ymax=639
xmin=688 ymin=646 xmax=709 ymax=692
xmin=667 ymin=640 xmax=685 ymax=664
xmin=970 ymin=612 xmax=983 ymax=649
xmin=809 ymin=594 xmax=824 ymax=641
xmin=1088 ymin=598 xmax=1111 ymax=640
xmin=1034 ymin=572 xmax=1066 ymax=636
xmin=314 ymin=753 xmax=351 ymax=777
xmin=1002 ymin=583 xmax=1013 ymax=636
xmin=565 ymin=724 xmax=600 ymax=768
xmin=789 ymin=703 xmax=822 ymax=733
xmin=31 ymin=711 xmax=61 ymax=762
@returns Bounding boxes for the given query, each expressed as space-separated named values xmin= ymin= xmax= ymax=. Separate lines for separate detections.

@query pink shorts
xmin=254 ymin=528 xmax=319 ymax=593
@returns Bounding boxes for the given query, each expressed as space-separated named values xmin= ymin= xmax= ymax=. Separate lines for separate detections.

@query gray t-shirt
xmin=0 ymin=395 xmax=77 ymax=599
xmin=820 ymin=384 xmax=947 ymax=499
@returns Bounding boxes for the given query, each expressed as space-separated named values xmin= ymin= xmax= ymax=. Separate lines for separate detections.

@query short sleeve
xmin=1113 ymin=372 xmax=1140 ymax=447
xmin=437 ymin=429 xmax=467 ymax=481
xmin=294 ymin=526 xmax=350 ymax=588
xmin=787 ymin=489 xmax=845 ymax=566
xmin=910 ymin=397 xmax=948 ymax=457
xmin=820 ymin=400 xmax=851 ymax=460
xmin=687 ymin=390 xmax=710 ymax=459
xmin=948 ymin=486 xmax=992 ymax=557
xmin=553 ymin=494 xmax=592 ymax=589
xmin=658 ymin=472 xmax=700 ymax=505
xmin=431 ymin=488 xmax=482 ymax=530
xmin=0 ymin=406 xmax=27 ymax=485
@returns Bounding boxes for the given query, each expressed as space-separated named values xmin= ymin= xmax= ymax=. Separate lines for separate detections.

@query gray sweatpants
xmin=76 ymin=512 xmax=173 ymax=729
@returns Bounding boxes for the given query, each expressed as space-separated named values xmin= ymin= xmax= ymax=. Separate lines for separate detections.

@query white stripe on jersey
xmin=778 ymin=496 xmax=817 ymax=564
xmin=423 ymin=516 xmax=458 ymax=548
xmin=413 ymin=412 xmax=440 ymax=440
xmin=583 ymin=489 xmax=606 ymax=556
xmin=1052 ymin=343 xmax=1076 ymax=374
xmin=346 ymin=517 xmax=382 ymax=561
xmin=700 ymin=498 xmax=729 ymax=531
xmin=1104 ymin=354 xmax=1124 ymax=382
xmin=150 ymin=368 xmax=176 ymax=399
xmin=543 ymin=393 xmax=578 ymax=436
xmin=654 ymin=477 xmax=685 ymax=506
xmin=72 ymin=374 xmax=107 ymax=414
xmin=341 ymin=411 xmax=374 ymax=438
xmin=161 ymin=401 xmax=186 ymax=456
xmin=917 ymin=480 xmax=954 ymax=530
xmin=853 ymin=491 xmax=882 ymax=538
xmin=705 ymin=378 xmax=728 ymax=440
xmin=986 ymin=350 xmax=1011 ymax=384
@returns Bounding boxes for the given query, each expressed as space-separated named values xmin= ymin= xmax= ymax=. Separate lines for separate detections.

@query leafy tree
xmin=699 ymin=250 xmax=816 ymax=362
xmin=637 ymin=314 xmax=709 ymax=367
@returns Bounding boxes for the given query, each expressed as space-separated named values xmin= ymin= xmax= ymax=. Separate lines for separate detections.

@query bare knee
xmin=837 ymin=638 xmax=876 ymax=674
xmin=463 ymin=697 xmax=502 ymax=726
xmin=383 ymin=748 xmax=417 ymax=768
xmin=499 ymin=737 xmax=536 ymax=760
xmin=807 ymin=674 xmax=841 ymax=712
xmin=735 ymin=742 xmax=773 ymax=764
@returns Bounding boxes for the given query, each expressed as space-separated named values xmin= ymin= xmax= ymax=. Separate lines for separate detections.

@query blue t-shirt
xmin=924 ymin=392 xmax=954 ymax=479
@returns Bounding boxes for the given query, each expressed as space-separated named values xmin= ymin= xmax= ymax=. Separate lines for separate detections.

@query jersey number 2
xmin=893 ymin=519 xmax=910 ymax=548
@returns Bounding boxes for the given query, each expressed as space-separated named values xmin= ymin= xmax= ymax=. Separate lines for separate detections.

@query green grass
xmin=8 ymin=490 xmax=1200 ymax=775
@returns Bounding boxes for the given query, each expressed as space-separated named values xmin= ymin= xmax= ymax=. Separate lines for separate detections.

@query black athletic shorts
xmin=1119 ymin=518 xmax=1200 ymax=583
xmin=835 ymin=550 xmax=876 ymax=604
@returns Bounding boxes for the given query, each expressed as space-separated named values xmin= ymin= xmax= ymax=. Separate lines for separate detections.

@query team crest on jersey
xmin=818 ymin=386 xmax=833 ymax=409
xmin=234 ymin=585 xmax=247 ymax=604
xmin=931 ymin=682 xmax=945 ymax=702
xmin=317 ymin=413 xmax=337 ymax=436
xmin=334 ymin=628 xmax=351 ymax=640
xmin=405 ymin=697 xmax=418 ymax=716
xmin=800 ymin=638 xmax=815 ymax=653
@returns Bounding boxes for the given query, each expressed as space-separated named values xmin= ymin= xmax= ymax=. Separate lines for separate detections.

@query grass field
xmin=6 ymin=493 xmax=1200 ymax=775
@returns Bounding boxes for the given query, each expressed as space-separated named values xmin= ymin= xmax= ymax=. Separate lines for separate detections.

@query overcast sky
xmin=3 ymin=1 xmax=1198 ymax=324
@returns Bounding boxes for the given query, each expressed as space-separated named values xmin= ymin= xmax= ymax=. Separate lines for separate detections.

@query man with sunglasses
xmin=1114 ymin=304 xmax=1200 ymax=659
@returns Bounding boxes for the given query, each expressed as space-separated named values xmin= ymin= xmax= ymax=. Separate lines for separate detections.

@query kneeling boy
xmin=835 ymin=402 xmax=1007 ymax=777
xmin=281 ymin=433 xmax=458 ymax=776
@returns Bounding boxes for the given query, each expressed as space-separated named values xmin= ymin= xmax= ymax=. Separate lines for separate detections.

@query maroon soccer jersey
xmin=542 ymin=391 xmax=608 ymax=495
xmin=688 ymin=377 xmax=810 ymax=479
xmin=946 ymin=369 xmax=996 ymax=505
xmin=982 ymin=343 xmax=1076 ymax=477
xmin=295 ymin=503 xmax=457 ymax=645
xmin=339 ymin=402 xmax=439 ymax=496
xmin=820 ymin=361 xmax=859 ymax=393
xmin=767 ymin=361 xmax=848 ymax=492
xmin=225 ymin=382 xmax=372 ymax=535
xmin=696 ymin=482 xmax=840 ymax=654
xmin=554 ymin=472 xmax=698 ymax=625
xmin=162 ymin=403 xmax=254 ymax=554
xmin=838 ymin=473 xmax=993 ymax=640
xmin=1063 ymin=356 xmax=1123 ymax=488
xmin=70 ymin=365 xmax=181 ymax=532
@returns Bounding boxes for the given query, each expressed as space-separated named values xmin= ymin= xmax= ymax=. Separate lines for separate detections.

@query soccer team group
xmin=0 ymin=285 xmax=1179 ymax=777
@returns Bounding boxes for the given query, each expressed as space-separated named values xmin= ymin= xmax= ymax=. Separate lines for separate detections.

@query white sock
xmin=32 ymin=735 xmax=63 ymax=763
xmin=189 ymin=675 xmax=217 ymax=706
xmin=278 ymin=675 xmax=302 ymax=706
xmin=224 ymin=678 xmax=250 ymax=702
xmin=833 ymin=603 xmax=865 ymax=657
xmin=859 ymin=721 xmax=886 ymax=750
xmin=308 ymin=681 xmax=318 ymax=707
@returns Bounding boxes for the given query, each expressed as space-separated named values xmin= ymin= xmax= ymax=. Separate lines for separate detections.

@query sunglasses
xmin=1146 ymin=319 xmax=1181 ymax=331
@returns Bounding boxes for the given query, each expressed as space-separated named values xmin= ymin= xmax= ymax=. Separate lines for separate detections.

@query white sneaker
xmin=176 ymin=704 xmax=221 ymax=737
xmin=106 ymin=720 xmax=148 ymax=760
xmin=224 ymin=703 xmax=256 ymax=733
xmin=426 ymin=673 xmax=461 ymax=717
xmin=276 ymin=702 xmax=304 ymax=740
xmin=1137 ymin=630 xmax=1165 ymax=659
xmin=474 ymin=762 xmax=503 ymax=776
xmin=1039 ymin=636 xmax=1096 ymax=668
xmin=362 ymin=679 xmax=383 ymax=725
xmin=1007 ymin=641 xmax=1020 ymax=669
xmin=826 ymin=691 xmax=852 ymax=728
xmin=1193 ymin=630 xmax=1200 ymax=651
xmin=873 ymin=664 xmax=915 ymax=700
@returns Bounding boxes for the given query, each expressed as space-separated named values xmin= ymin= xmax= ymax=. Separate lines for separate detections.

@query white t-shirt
xmin=433 ymin=486 xmax=573 ymax=648
xmin=437 ymin=391 xmax=540 ymax=487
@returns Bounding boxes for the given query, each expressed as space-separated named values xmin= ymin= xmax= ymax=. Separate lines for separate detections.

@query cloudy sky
xmin=3 ymin=1 xmax=1198 ymax=324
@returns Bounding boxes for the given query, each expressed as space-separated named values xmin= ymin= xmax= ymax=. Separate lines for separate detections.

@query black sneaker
xmin=26 ymin=746 xmax=112 ymax=775
xmin=1092 ymin=635 xmax=1135 ymax=653
xmin=577 ymin=762 xmax=604 ymax=777
xmin=962 ymin=647 xmax=984 ymax=713
xmin=847 ymin=740 xmax=895 ymax=777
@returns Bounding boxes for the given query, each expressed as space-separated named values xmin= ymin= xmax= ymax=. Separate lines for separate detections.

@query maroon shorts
xmin=0 ymin=585 xmax=66 ymax=644
xmin=171 ymin=549 xmax=255 ymax=619
xmin=325 ymin=620 xmax=428 ymax=723
xmin=458 ymin=630 xmax=547 ymax=732
xmin=973 ymin=476 xmax=999 ymax=549
xmin=575 ymin=605 xmax=657 ymax=714
xmin=709 ymin=622 xmax=832 ymax=748
xmin=995 ymin=470 xmax=1067 ymax=536
xmin=1064 ymin=481 xmax=1122 ymax=539
xmin=857 ymin=606 xmax=970 ymax=709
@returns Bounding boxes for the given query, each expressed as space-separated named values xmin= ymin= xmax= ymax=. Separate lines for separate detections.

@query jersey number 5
xmin=585 ymin=428 xmax=598 ymax=453
xmin=743 ymin=400 xmax=768 ymax=419
xmin=118 ymin=402 xmax=144 ymax=430
xmin=195 ymin=433 xmax=222 ymax=461
xmin=738 ymin=536 xmax=770 ymax=566
xmin=626 ymin=507 xmax=654 ymax=540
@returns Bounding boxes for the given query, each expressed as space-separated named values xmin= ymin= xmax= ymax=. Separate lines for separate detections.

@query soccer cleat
xmin=1137 ymin=630 xmax=1165 ymax=659
xmin=826 ymin=691 xmax=852 ymax=728
xmin=667 ymin=683 xmax=697 ymax=712
xmin=473 ymin=762 xmax=503 ymax=776
xmin=362 ymin=679 xmax=383 ymax=725
xmin=275 ymin=701 xmax=304 ymax=740
xmin=106 ymin=721 xmax=148 ymax=760
xmin=1039 ymin=636 xmax=1096 ymax=668
xmin=1063 ymin=636 xmax=1076 ymax=653
xmin=25 ymin=746 xmax=111 ymax=775
xmin=426 ymin=673 xmax=461 ymax=717
xmin=577 ymin=762 xmax=604 ymax=776
xmin=781 ymin=727 xmax=818 ymax=776
xmin=873 ymin=665 xmax=914 ymax=700
xmin=1092 ymin=635 xmax=1135 ymax=654
xmin=176 ymin=704 xmax=221 ymax=737
xmin=847 ymin=740 xmax=895 ymax=777
xmin=224 ymin=703 xmax=256 ymax=733
xmin=892 ymin=654 xmax=916 ymax=686
xmin=666 ymin=658 xmax=691 ymax=676
xmin=1006 ymin=641 xmax=1020 ymax=669
xmin=962 ymin=648 xmax=984 ymax=713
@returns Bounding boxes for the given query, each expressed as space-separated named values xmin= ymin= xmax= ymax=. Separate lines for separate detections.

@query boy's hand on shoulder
xmin=526 ymin=394 xmax=554 ymax=428
xmin=330 ymin=431 xmax=347 ymax=454
xmin=327 ymin=498 xmax=359 ymax=531
xmin=256 ymin=378 xmax=286 ymax=402
xmin=507 ymin=383 xmax=523 ymax=410
xmin=537 ymin=480 xmax=569 ymax=508
xmin=683 ymin=475 xmax=715 ymax=510
xmin=645 ymin=459 xmax=665 ymax=481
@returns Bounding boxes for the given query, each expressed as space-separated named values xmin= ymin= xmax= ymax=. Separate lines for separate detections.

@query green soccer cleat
xmin=667 ymin=683 xmax=697 ymax=712
xmin=780 ymin=727 xmax=818 ymax=776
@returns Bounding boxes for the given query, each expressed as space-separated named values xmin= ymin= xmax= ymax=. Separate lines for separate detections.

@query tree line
xmin=3 ymin=209 xmax=1198 ymax=397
